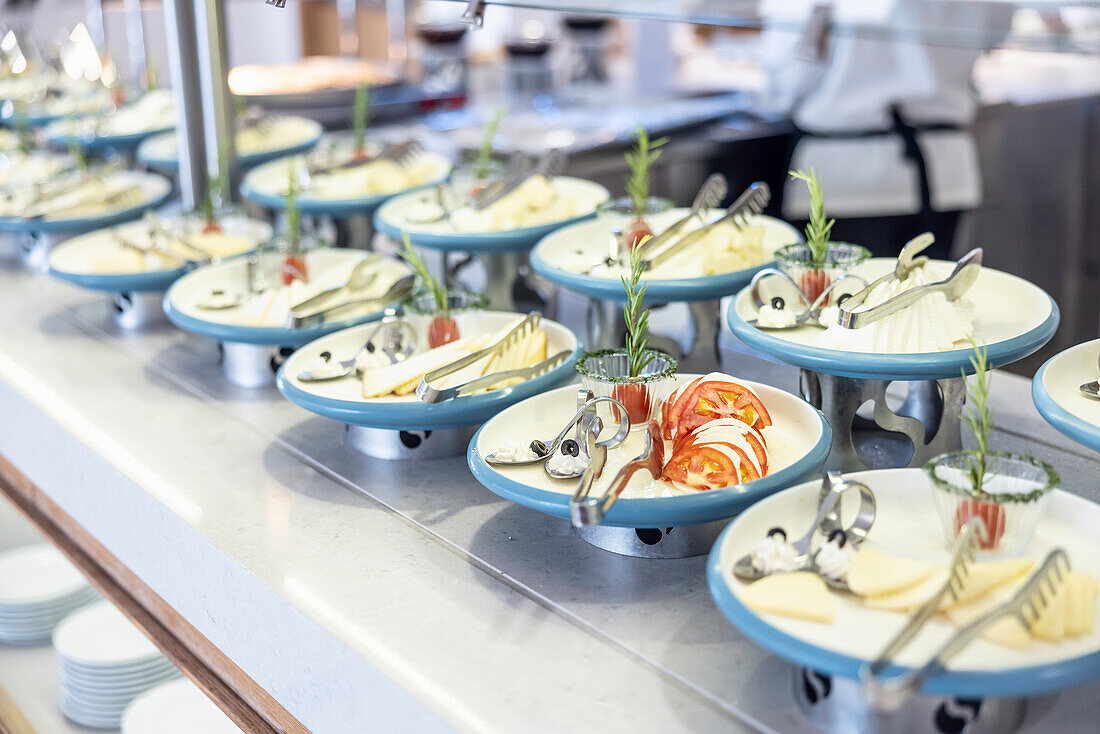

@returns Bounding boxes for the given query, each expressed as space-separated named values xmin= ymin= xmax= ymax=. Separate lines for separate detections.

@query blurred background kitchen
xmin=3 ymin=0 xmax=1098 ymax=374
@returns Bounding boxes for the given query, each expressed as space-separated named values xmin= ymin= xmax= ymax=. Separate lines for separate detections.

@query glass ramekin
xmin=575 ymin=348 xmax=678 ymax=428
xmin=774 ymin=242 xmax=870 ymax=305
xmin=597 ymin=196 xmax=673 ymax=253
xmin=924 ymin=451 xmax=1058 ymax=556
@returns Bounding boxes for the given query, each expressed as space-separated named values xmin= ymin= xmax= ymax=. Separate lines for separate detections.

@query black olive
xmin=828 ymin=529 xmax=847 ymax=548
xmin=365 ymin=342 xmax=375 ymax=353
xmin=770 ymin=296 xmax=785 ymax=310
xmin=319 ymin=351 xmax=332 ymax=362
xmin=561 ymin=439 xmax=580 ymax=457
xmin=766 ymin=526 xmax=787 ymax=540
xmin=529 ymin=440 xmax=549 ymax=458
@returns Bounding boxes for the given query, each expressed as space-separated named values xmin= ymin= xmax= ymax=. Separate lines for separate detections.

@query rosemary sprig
xmin=285 ymin=165 xmax=301 ymax=252
xmin=66 ymin=119 xmax=87 ymax=172
xmin=622 ymin=237 xmax=655 ymax=377
xmin=962 ymin=338 xmax=992 ymax=493
xmin=474 ymin=108 xmax=506 ymax=179
xmin=789 ymin=168 xmax=835 ymax=267
xmin=352 ymin=82 xmax=370 ymax=153
xmin=624 ymin=126 xmax=667 ymax=220
xmin=399 ymin=232 xmax=448 ymax=316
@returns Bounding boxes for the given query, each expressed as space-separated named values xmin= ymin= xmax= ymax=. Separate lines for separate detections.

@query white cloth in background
xmin=758 ymin=0 xmax=1013 ymax=218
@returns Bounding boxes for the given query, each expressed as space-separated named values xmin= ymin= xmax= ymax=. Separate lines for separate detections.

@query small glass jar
xmin=575 ymin=348 xmax=678 ymax=428
xmin=447 ymin=158 xmax=509 ymax=207
xmin=597 ymin=196 xmax=673 ymax=254
xmin=262 ymin=233 xmax=328 ymax=286
xmin=774 ymin=242 xmax=870 ymax=306
xmin=925 ymin=451 xmax=1058 ymax=556
xmin=405 ymin=287 xmax=489 ymax=348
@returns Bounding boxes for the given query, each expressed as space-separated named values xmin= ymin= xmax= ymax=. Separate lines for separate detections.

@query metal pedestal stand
xmin=792 ymin=667 xmax=1027 ymax=734
xmin=220 ymin=342 xmax=288 ymax=388
xmin=800 ymin=371 xmax=965 ymax=472
xmin=572 ymin=518 xmax=728 ymax=559
xmin=345 ymin=424 xmax=477 ymax=460
xmin=110 ymin=291 xmax=168 ymax=329
xmin=20 ymin=233 xmax=61 ymax=273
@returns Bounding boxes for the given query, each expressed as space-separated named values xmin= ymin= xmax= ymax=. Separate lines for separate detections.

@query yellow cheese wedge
xmin=945 ymin=580 xmax=1030 ymax=649
xmin=848 ymin=547 xmax=937 ymax=598
xmin=1065 ymin=572 xmax=1099 ymax=637
xmin=360 ymin=337 xmax=480 ymax=398
xmin=864 ymin=570 xmax=949 ymax=612
xmin=942 ymin=559 xmax=1034 ymax=610
xmin=983 ymin=617 xmax=1032 ymax=649
xmin=1029 ymin=579 xmax=1067 ymax=642
xmin=742 ymin=572 xmax=834 ymax=623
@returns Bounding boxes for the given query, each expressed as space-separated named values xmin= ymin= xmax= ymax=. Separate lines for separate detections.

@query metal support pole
xmin=162 ymin=0 xmax=206 ymax=210
xmin=121 ymin=0 xmax=148 ymax=90
xmin=83 ymin=0 xmax=107 ymax=51
xmin=336 ymin=0 xmax=360 ymax=57
xmin=194 ymin=0 xmax=238 ymax=201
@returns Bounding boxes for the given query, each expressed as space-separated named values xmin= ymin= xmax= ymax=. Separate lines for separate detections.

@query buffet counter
xmin=0 ymin=259 xmax=1098 ymax=733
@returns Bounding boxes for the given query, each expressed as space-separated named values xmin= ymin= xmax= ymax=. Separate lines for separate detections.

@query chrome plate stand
xmin=219 ymin=341 xmax=289 ymax=388
xmin=345 ymin=424 xmax=477 ymax=460
xmin=800 ymin=371 xmax=965 ymax=472
xmin=19 ymin=232 xmax=61 ymax=273
xmin=110 ymin=291 xmax=168 ymax=329
xmin=572 ymin=519 xmax=728 ymax=559
xmin=792 ymin=667 xmax=1027 ymax=734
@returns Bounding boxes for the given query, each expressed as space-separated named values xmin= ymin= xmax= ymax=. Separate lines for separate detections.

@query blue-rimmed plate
xmin=469 ymin=377 xmax=831 ymax=528
xmin=48 ymin=215 xmax=272 ymax=294
xmin=42 ymin=89 xmax=175 ymax=154
xmin=0 ymin=170 xmax=172 ymax=235
xmin=708 ymin=467 xmax=1100 ymax=698
xmin=137 ymin=117 xmax=323 ymax=174
xmin=241 ymin=150 xmax=452 ymax=218
xmin=277 ymin=311 xmax=581 ymax=431
xmin=165 ymin=249 xmax=411 ymax=348
xmin=531 ymin=209 xmax=802 ymax=303
xmin=727 ymin=258 xmax=1059 ymax=380
xmin=375 ymin=177 xmax=610 ymax=253
xmin=1033 ymin=339 xmax=1100 ymax=454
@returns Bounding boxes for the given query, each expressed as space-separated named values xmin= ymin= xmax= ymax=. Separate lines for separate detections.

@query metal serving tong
xmin=861 ymin=521 xmax=1071 ymax=711
xmin=288 ymin=255 xmax=382 ymax=316
xmin=570 ymin=419 xmax=664 ymax=527
xmin=635 ymin=173 xmax=728 ymax=257
xmin=835 ymin=231 xmax=981 ymax=329
xmin=733 ymin=471 xmax=876 ymax=583
xmin=747 ymin=268 xmax=868 ymax=330
xmin=415 ymin=313 xmax=570 ymax=403
xmin=641 ymin=181 xmax=770 ymax=272
xmin=469 ymin=148 xmax=567 ymax=211
xmin=288 ymin=274 xmax=415 ymax=329
xmin=481 ymin=391 xmax=630 ymax=466
xmin=304 ymin=139 xmax=423 ymax=180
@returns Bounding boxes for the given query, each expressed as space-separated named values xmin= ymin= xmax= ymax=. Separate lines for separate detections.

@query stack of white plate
xmin=0 ymin=543 xmax=98 ymax=644
xmin=123 ymin=678 xmax=242 ymax=733
xmin=53 ymin=600 xmax=180 ymax=729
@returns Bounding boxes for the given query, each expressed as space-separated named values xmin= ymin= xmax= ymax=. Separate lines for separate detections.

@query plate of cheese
xmin=531 ymin=209 xmax=801 ymax=303
xmin=138 ymin=115 xmax=323 ymax=174
xmin=277 ymin=311 xmax=581 ymax=430
xmin=375 ymin=176 xmax=610 ymax=254
xmin=707 ymin=468 xmax=1100 ymax=698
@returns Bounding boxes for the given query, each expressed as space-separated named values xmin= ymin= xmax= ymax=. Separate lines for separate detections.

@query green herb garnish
xmin=625 ymin=126 xmax=667 ymax=220
xmin=66 ymin=118 xmax=87 ymax=172
xmin=962 ymin=338 xmax=992 ymax=493
xmin=789 ymin=168 xmax=835 ymax=267
xmin=352 ymin=82 xmax=370 ymax=153
xmin=622 ymin=238 xmax=655 ymax=377
xmin=399 ymin=232 xmax=447 ymax=316
xmin=474 ymin=108 xmax=506 ymax=179
xmin=14 ymin=101 xmax=30 ymax=154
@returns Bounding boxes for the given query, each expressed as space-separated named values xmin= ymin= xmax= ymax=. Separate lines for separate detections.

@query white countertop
xmin=0 ymin=259 xmax=1098 ymax=734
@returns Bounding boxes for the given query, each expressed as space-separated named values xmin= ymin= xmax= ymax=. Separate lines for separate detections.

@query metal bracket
xmin=460 ymin=0 xmax=488 ymax=28
xmin=265 ymin=0 xmax=287 ymax=8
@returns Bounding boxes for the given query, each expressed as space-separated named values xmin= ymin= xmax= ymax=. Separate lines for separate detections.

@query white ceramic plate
xmin=122 ymin=678 xmax=241 ymax=734
xmin=0 ymin=544 xmax=89 ymax=606
xmin=54 ymin=600 xmax=164 ymax=667
xmin=707 ymin=468 xmax=1100 ymax=697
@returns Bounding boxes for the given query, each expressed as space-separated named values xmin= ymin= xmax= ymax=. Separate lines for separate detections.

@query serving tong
xmin=301 ymin=139 xmax=424 ymax=181
xmin=288 ymin=255 xmax=382 ymax=315
xmin=640 ymin=181 xmax=771 ymax=272
xmin=481 ymin=391 xmax=630 ymax=470
xmin=416 ymin=312 xmax=571 ymax=403
xmin=747 ymin=269 xmax=868 ymax=330
xmin=570 ymin=419 xmax=664 ymax=526
xmin=860 ymin=519 xmax=1071 ymax=711
xmin=289 ymin=274 xmax=416 ymax=329
xmin=1078 ymin=349 xmax=1100 ymax=400
xmin=732 ymin=471 xmax=876 ymax=584
xmin=837 ymin=232 xmax=983 ymax=329
xmin=469 ymin=148 xmax=567 ymax=211
xmin=296 ymin=309 xmax=416 ymax=382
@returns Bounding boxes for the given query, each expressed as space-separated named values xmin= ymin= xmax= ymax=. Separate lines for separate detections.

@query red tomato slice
xmin=953 ymin=499 xmax=1006 ymax=550
xmin=678 ymin=380 xmax=772 ymax=434
xmin=661 ymin=376 xmax=704 ymax=439
xmin=662 ymin=444 xmax=742 ymax=491
xmin=685 ymin=419 xmax=768 ymax=476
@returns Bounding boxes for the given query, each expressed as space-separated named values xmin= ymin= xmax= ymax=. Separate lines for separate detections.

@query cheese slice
xmin=742 ymin=572 xmax=834 ymax=623
xmin=848 ymin=547 xmax=937 ymax=598
xmin=945 ymin=580 xmax=1030 ymax=649
xmin=941 ymin=559 xmax=1034 ymax=610
xmin=360 ymin=337 xmax=480 ymax=398
xmin=864 ymin=569 xmax=948 ymax=613
xmin=1065 ymin=572 xmax=1098 ymax=637
xmin=1029 ymin=578 xmax=1067 ymax=642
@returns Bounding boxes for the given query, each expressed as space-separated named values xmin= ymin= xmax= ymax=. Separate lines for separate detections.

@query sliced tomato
xmin=678 ymin=380 xmax=772 ymax=434
xmin=954 ymin=499 xmax=1006 ymax=550
xmin=661 ymin=376 xmax=705 ymax=439
xmin=684 ymin=419 xmax=768 ymax=476
xmin=662 ymin=444 xmax=742 ymax=491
